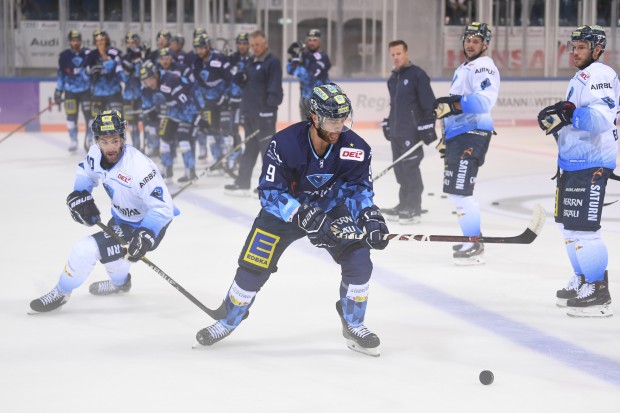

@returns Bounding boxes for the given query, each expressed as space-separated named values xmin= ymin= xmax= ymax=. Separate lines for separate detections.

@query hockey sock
xmin=160 ymin=140 xmax=172 ymax=167
xmin=67 ymin=120 xmax=78 ymax=142
xmin=104 ymin=258 xmax=132 ymax=286
xmin=179 ymin=140 xmax=195 ymax=169
xmin=220 ymin=281 xmax=257 ymax=329
xmin=573 ymin=231 xmax=608 ymax=283
xmin=339 ymin=282 xmax=369 ymax=327
xmin=560 ymin=225 xmax=583 ymax=276
xmin=450 ymin=194 xmax=481 ymax=249
xmin=58 ymin=236 xmax=101 ymax=293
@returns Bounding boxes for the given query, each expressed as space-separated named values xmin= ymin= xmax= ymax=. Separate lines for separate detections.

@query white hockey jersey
xmin=558 ymin=61 xmax=619 ymax=171
xmin=73 ymin=144 xmax=176 ymax=236
xmin=444 ymin=55 xmax=500 ymax=140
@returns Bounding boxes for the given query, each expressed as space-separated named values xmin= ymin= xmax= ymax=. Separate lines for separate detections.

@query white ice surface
xmin=1 ymin=126 xmax=619 ymax=413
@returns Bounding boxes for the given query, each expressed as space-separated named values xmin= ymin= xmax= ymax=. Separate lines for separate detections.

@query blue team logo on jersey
xmin=307 ymin=174 xmax=334 ymax=188
xmin=480 ymin=78 xmax=491 ymax=90
xmin=602 ymin=96 xmax=616 ymax=109
xmin=200 ymin=70 xmax=211 ymax=83
xmin=150 ymin=186 xmax=164 ymax=202
xmin=103 ymin=183 xmax=114 ymax=199
xmin=72 ymin=56 xmax=83 ymax=67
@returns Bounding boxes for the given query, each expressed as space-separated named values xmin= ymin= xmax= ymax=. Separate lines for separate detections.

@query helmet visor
xmin=318 ymin=115 xmax=353 ymax=133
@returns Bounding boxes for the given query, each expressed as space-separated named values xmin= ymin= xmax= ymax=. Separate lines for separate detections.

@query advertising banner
xmin=0 ymin=81 xmax=41 ymax=131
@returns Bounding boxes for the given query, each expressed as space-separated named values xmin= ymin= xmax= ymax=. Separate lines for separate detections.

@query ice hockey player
xmin=433 ymin=22 xmax=500 ymax=266
xmin=537 ymin=25 xmax=618 ymax=317
xmin=85 ymin=30 xmax=124 ymax=150
xmin=29 ymin=110 xmax=177 ymax=314
xmin=55 ymin=29 xmax=92 ymax=153
xmin=194 ymin=83 xmax=389 ymax=356
xmin=140 ymin=59 xmax=202 ymax=183
xmin=286 ymin=28 xmax=331 ymax=120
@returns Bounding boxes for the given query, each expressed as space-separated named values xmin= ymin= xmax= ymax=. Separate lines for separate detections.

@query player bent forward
xmin=29 ymin=110 xmax=177 ymax=314
xmin=195 ymin=83 xmax=390 ymax=356
xmin=537 ymin=25 xmax=618 ymax=317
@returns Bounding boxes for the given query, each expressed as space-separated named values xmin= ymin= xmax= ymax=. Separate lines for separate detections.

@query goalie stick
xmin=373 ymin=140 xmax=424 ymax=181
xmin=334 ymin=204 xmax=546 ymax=244
xmin=171 ymin=128 xmax=261 ymax=199
xmin=95 ymin=221 xmax=225 ymax=320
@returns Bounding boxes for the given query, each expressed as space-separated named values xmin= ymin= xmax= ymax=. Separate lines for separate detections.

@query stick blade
xmin=528 ymin=203 xmax=547 ymax=237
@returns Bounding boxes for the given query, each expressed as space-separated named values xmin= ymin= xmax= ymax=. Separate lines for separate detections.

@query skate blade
xmin=26 ymin=305 xmax=65 ymax=315
xmin=453 ymin=256 xmax=485 ymax=266
xmin=556 ymin=298 xmax=569 ymax=307
xmin=345 ymin=339 xmax=380 ymax=357
xmin=224 ymin=189 xmax=251 ymax=198
xmin=566 ymin=304 xmax=613 ymax=318
xmin=192 ymin=341 xmax=205 ymax=349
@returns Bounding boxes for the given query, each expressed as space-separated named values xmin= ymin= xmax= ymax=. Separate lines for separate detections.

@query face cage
xmin=317 ymin=112 xmax=353 ymax=134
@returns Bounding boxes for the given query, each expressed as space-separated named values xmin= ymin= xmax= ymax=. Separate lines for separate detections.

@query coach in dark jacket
xmin=382 ymin=40 xmax=437 ymax=224
xmin=225 ymin=30 xmax=283 ymax=196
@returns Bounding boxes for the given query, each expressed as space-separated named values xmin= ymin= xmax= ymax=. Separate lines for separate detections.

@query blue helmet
xmin=91 ymin=110 xmax=126 ymax=139
xmin=462 ymin=22 xmax=492 ymax=44
xmin=309 ymin=83 xmax=353 ymax=132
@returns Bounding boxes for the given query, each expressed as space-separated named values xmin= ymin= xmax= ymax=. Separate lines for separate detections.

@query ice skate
xmin=556 ymin=274 xmax=585 ymax=307
xmin=68 ymin=140 xmax=78 ymax=153
xmin=453 ymin=242 xmax=485 ymax=266
xmin=89 ymin=274 xmax=132 ymax=296
xmin=194 ymin=321 xmax=234 ymax=347
xmin=177 ymin=167 xmax=197 ymax=183
xmin=398 ymin=210 xmax=421 ymax=225
xmin=335 ymin=301 xmax=380 ymax=357
xmin=224 ymin=184 xmax=251 ymax=197
xmin=28 ymin=287 xmax=70 ymax=314
xmin=566 ymin=279 xmax=613 ymax=318
xmin=382 ymin=205 xmax=400 ymax=222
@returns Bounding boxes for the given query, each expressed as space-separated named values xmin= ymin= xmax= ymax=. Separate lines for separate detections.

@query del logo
xmin=116 ymin=171 xmax=132 ymax=185
xmin=579 ymin=71 xmax=590 ymax=82
xmin=339 ymin=147 xmax=364 ymax=161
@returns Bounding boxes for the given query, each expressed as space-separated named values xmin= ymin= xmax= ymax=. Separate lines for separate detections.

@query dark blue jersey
xmin=287 ymin=49 xmax=331 ymax=99
xmin=192 ymin=49 xmax=231 ymax=107
xmin=57 ymin=48 xmax=91 ymax=93
xmin=120 ymin=54 xmax=142 ymax=100
xmin=258 ymin=122 xmax=375 ymax=222
xmin=157 ymin=72 xmax=199 ymax=123
xmin=85 ymin=47 xmax=123 ymax=97
xmin=228 ymin=51 xmax=251 ymax=100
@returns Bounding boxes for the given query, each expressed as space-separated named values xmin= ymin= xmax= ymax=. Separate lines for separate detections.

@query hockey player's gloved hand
xmin=433 ymin=95 xmax=462 ymax=119
xmin=357 ymin=206 xmax=389 ymax=250
xmin=417 ymin=119 xmax=438 ymax=145
xmin=381 ymin=118 xmax=390 ymax=141
xmin=90 ymin=64 xmax=103 ymax=77
xmin=435 ymin=137 xmax=446 ymax=158
xmin=295 ymin=204 xmax=338 ymax=248
xmin=287 ymin=41 xmax=303 ymax=61
xmin=66 ymin=190 xmax=101 ymax=227
xmin=121 ymin=59 xmax=135 ymax=74
xmin=233 ymin=71 xmax=247 ymax=86
xmin=537 ymin=101 xmax=575 ymax=135
xmin=126 ymin=228 xmax=156 ymax=262
xmin=53 ymin=89 xmax=63 ymax=105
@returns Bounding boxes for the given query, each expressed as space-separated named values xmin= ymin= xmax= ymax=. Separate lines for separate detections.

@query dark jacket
xmin=387 ymin=62 xmax=435 ymax=141
xmin=242 ymin=51 xmax=283 ymax=117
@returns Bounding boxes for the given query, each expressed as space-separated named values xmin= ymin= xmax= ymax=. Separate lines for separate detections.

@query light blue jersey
xmin=557 ymin=61 xmax=620 ymax=171
xmin=443 ymin=56 xmax=500 ymax=140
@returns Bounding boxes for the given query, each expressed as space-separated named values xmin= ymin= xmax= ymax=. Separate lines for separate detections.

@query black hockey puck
xmin=441 ymin=195 xmax=447 ymax=199
xmin=492 ymin=201 xmax=500 ymax=206
xmin=479 ymin=370 xmax=494 ymax=385
xmin=428 ymin=192 xmax=435 ymax=196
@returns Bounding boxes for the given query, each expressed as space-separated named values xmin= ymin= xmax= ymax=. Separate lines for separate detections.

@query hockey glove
xmin=126 ymin=228 xmax=156 ymax=262
xmin=53 ymin=89 xmax=63 ymax=105
xmin=294 ymin=204 xmax=338 ymax=248
xmin=417 ymin=119 xmax=438 ymax=145
xmin=537 ymin=101 xmax=575 ymax=136
xmin=121 ymin=59 xmax=135 ymax=74
xmin=433 ymin=95 xmax=462 ymax=119
xmin=357 ymin=206 xmax=389 ymax=250
xmin=381 ymin=118 xmax=390 ymax=141
xmin=233 ymin=71 xmax=247 ymax=86
xmin=435 ymin=137 xmax=446 ymax=159
xmin=66 ymin=190 xmax=101 ymax=227
xmin=193 ymin=113 xmax=210 ymax=132
xmin=287 ymin=41 xmax=303 ymax=60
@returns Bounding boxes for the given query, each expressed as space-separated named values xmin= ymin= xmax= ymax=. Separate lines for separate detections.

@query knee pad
xmin=104 ymin=258 xmax=132 ymax=285
xmin=58 ymin=236 xmax=101 ymax=292
xmin=178 ymin=140 xmax=191 ymax=153
xmin=233 ymin=267 xmax=270 ymax=292
xmin=339 ymin=247 xmax=372 ymax=286
xmin=159 ymin=140 xmax=171 ymax=154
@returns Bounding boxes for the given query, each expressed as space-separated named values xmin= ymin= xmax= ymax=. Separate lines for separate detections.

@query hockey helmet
xmin=193 ymin=27 xmax=207 ymax=38
xmin=140 ymin=60 xmax=158 ymax=81
xmin=157 ymin=30 xmax=172 ymax=41
xmin=68 ymin=29 xmax=81 ymax=41
xmin=125 ymin=32 xmax=141 ymax=44
xmin=309 ymin=83 xmax=353 ymax=133
xmin=171 ymin=34 xmax=185 ymax=48
xmin=307 ymin=28 xmax=321 ymax=38
xmin=158 ymin=47 xmax=173 ymax=58
xmin=91 ymin=110 xmax=126 ymax=140
xmin=570 ymin=25 xmax=606 ymax=54
xmin=462 ymin=22 xmax=492 ymax=44
xmin=93 ymin=29 xmax=110 ymax=47
xmin=193 ymin=33 xmax=211 ymax=48
xmin=236 ymin=32 xmax=249 ymax=44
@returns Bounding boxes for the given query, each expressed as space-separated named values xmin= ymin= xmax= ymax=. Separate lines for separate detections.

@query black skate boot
xmin=335 ymin=300 xmax=380 ymax=357
xmin=566 ymin=276 xmax=613 ymax=318
xmin=382 ymin=205 xmax=400 ymax=222
xmin=28 ymin=287 xmax=70 ymax=314
xmin=556 ymin=274 xmax=585 ymax=307
xmin=453 ymin=242 xmax=485 ymax=266
xmin=89 ymin=274 xmax=132 ymax=296
xmin=195 ymin=321 xmax=234 ymax=346
xmin=177 ymin=167 xmax=197 ymax=183
xmin=224 ymin=183 xmax=251 ymax=197
xmin=398 ymin=210 xmax=421 ymax=225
